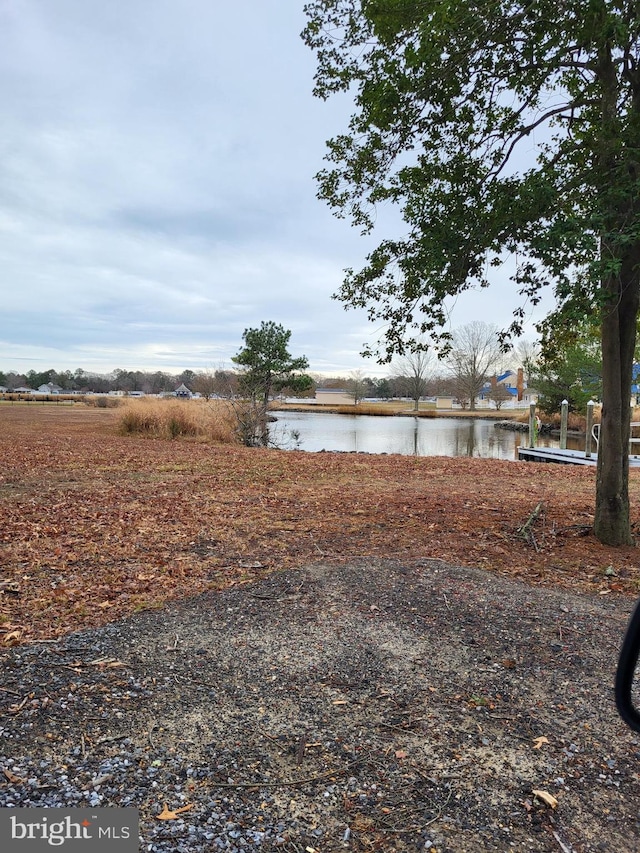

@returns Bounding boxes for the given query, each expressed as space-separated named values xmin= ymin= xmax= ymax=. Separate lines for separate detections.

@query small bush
xmin=87 ymin=396 xmax=121 ymax=408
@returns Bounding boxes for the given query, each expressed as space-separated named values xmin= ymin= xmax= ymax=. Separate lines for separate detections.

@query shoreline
xmin=272 ymin=403 xmax=523 ymax=420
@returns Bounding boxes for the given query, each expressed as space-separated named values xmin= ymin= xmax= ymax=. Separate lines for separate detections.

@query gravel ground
xmin=1 ymin=557 xmax=640 ymax=852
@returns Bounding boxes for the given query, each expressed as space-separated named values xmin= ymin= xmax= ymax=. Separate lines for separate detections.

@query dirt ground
xmin=2 ymin=557 xmax=640 ymax=852
xmin=2 ymin=405 xmax=640 ymax=851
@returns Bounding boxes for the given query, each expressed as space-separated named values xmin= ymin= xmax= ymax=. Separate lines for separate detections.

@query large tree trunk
xmin=593 ymin=41 xmax=640 ymax=546
xmin=594 ymin=260 xmax=640 ymax=545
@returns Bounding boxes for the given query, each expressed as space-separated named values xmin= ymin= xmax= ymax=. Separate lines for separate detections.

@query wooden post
xmin=585 ymin=400 xmax=595 ymax=458
xmin=560 ymin=399 xmax=568 ymax=450
xmin=529 ymin=402 xmax=537 ymax=448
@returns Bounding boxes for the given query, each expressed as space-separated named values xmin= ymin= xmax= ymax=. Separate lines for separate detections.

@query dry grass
xmin=546 ymin=410 xmax=590 ymax=431
xmin=544 ymin=405 xmax=640 ymax=432
xmin=330 ymin=402 xmax=438 ymax=416
xmin=275 ymin=401 xmax=508 ymax=418
xmin=85 ymin=395 xmax=122 ymax=409
xmin=118 ymin=397 xmax=236 ymax=443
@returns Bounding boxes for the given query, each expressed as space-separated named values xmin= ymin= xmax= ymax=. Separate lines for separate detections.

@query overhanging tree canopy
xmin=303 ymin=0 xmax=640 ymax=545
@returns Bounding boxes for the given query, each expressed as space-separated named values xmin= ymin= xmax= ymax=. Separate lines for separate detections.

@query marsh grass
xmin=280 ymin=402 xmax=439 ymax=417
xmin=119 ymin=398 xmax=236 ymax=443
xmin=331 ymin=403 xmax=405 ymax=416
xmin=547 ymin=411 xmax=589 ymax=432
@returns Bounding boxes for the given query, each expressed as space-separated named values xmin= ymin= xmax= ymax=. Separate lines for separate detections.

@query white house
xmin=36 ymin=383 xmax=62 ymax=395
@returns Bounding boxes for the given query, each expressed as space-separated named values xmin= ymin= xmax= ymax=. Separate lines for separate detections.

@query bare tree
xmin=347 ymin=369 xmax=367 ymax=404
xmin=192 ymin=370 xmax=218 ymax=400
xmin=486 ymin=381 xmax=512 ymax=410
xmin=393 ymin=349 xmax=434 ymax=411
xmin=513 ymin=339 xmax=540 ymax=382
xmin=447 ymin=323 xmax=503 ymax=412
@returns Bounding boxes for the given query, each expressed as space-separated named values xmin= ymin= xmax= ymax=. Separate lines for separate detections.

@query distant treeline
xmin=0 ymin=367 xmax=462 ymax=400
xmin=0 ymin=367 xmax=200 ymax=395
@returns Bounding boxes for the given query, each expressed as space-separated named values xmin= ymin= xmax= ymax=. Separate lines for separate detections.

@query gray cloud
xmin=0 ymin=0 xmax=552 ymax=380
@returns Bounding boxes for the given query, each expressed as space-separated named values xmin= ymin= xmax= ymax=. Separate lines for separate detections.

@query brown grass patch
xmin=118 ymin=397 xmax=236 ymax=443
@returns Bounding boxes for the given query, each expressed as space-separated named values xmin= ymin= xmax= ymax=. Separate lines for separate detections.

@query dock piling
xmin=528 ymin=403 xmax=537 ymax=448
xmin=586 ymin=401 xmax=595 ymax=458
xmin=560 ymin=400 xmax=568 ymax=450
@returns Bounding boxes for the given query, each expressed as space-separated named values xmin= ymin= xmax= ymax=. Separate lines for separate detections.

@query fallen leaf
xmin=3 ymin=629 xmax=22 ymax=645
xmin=89 ymin=657 xmax=124 ymax=668
xmin=395 ymin=749 xmax=408 ymax=759
xmin=532 ymin=736 xmax=549 ymax=750
xmin=351 ymin=815 xmax=375 ymax=831
xmin=3 ymin=768 xmax=24 ymax=784
xmin=532 ymin=789 xmax=558 ymax=809
xmin=156 ymin=803 xmax=194 ymax=820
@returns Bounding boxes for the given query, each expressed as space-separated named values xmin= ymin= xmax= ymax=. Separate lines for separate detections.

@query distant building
xmin=36 ymin=383 xmax=62 ymax=395
xmin=632 ymin=364 xmax=640 ymax=404
xmin=315 ymin=388 xmax=353 ymax=405
xmin=435 ymin=397 xmax=454 ymax=409
xmin=475 ymin=369 xmax=541 ymax=408
xmin=174 ymin=383 xmax=193 ymax=399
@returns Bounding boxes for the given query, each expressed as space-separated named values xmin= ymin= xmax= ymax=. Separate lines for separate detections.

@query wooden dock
xmin=518 ymin=446 xmax=640 ymax=467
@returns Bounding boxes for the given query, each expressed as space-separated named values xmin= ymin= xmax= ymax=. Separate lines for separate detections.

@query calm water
xmin=271 ymin=411 xmax=583 ymax=461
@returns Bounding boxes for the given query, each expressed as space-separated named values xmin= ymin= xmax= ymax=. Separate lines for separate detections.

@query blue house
xmin=632 ymin=364 xmax=640 ymax=402
xmin=478 ymin=370 xmax=519 ymax=404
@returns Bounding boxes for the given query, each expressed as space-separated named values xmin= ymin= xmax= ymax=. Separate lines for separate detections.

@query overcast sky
xmin=1 ymin=1 xmax=552 ymax=379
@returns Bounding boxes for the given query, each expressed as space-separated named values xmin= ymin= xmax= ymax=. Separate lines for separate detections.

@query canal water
xmin=271 ymin=411 xmax=583 ymax=461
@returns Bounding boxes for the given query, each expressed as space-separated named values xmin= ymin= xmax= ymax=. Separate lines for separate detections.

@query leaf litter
xmin=1 ymin=406 xmax=640 ymax=851
xmin=2 ymin=405 xmax=640 ymax=645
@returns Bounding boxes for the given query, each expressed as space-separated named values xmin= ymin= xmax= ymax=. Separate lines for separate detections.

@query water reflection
xmin=272 ymin=411 xmax=582 ymax=461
